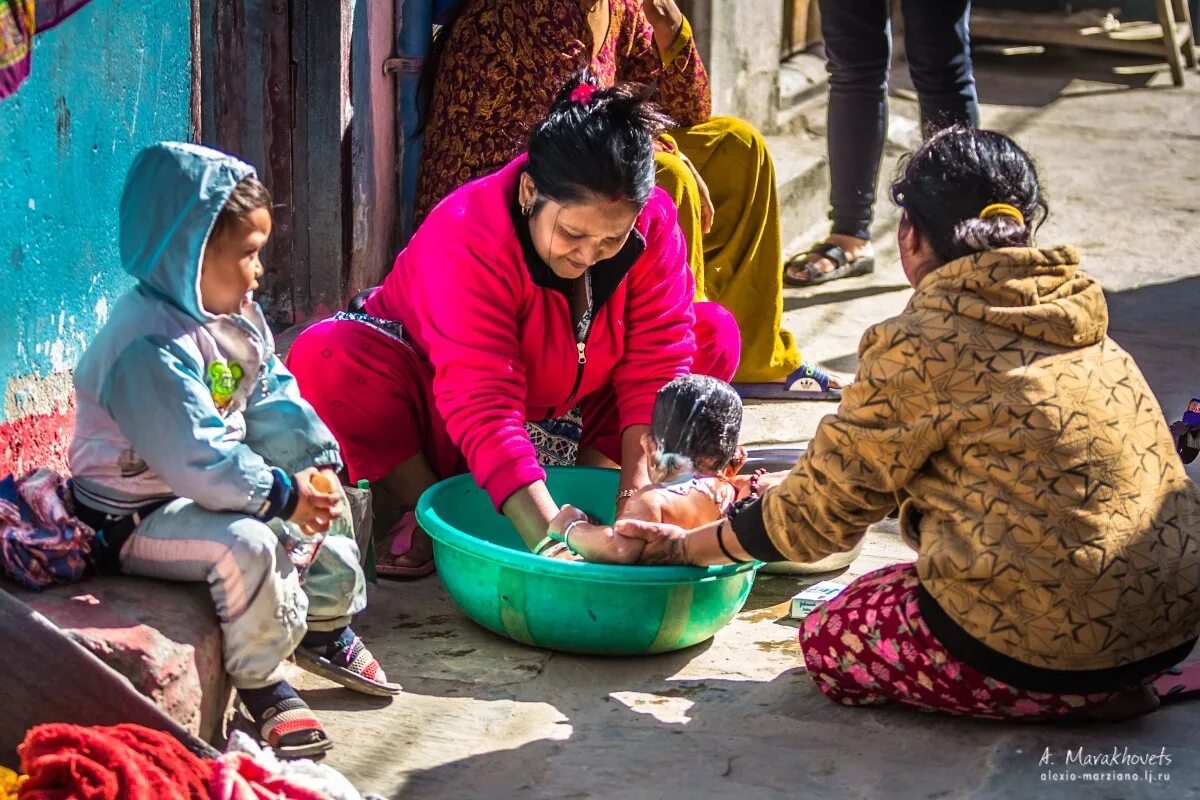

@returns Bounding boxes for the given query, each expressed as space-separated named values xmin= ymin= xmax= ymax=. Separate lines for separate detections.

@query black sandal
xmin=784 ymin=242 xmax=875 ymax=287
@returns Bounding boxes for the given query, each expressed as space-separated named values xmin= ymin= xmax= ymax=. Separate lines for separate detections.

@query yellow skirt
xmin=656 ymin=117 xmax=801 ymax=383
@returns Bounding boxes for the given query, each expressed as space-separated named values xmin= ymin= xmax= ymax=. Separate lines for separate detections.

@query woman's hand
xmin=289 ymin=467 xmax=344 ymax=536
xmin=612 ymin=518 xmax=693 ymax=565
xmin=548 ymin=504 xmax=646 ymax=564
xmin=642 ymin=0 xmax=684 ymax=50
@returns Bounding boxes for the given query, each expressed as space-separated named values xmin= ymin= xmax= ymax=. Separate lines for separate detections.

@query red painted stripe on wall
xmin=0 ymin=402 xmax=75 ymax=477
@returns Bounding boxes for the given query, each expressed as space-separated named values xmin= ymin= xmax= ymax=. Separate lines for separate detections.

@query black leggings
xmin=819 ymin=0 xmax=979 ymax=240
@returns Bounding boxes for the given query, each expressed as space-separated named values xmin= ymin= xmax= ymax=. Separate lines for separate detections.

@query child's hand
xmin=290 ymin=467 xmax=344 ymax=535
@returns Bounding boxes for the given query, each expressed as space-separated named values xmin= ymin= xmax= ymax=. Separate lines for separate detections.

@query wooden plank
xmin=212 ymin=0 xmax=246 ymax=152
xmin=190 ymin=0 xmax=201 ymax=142
xmin=781 ymin=0 xmax=818 ymax=58
xmin=263 ymin=0 xmax=296 ymax=322
xmin=296 ymin=0 xmax=353 ymax=319
xmin=971 ymin=8 xmax=1178 ymax=57
xmin=1173 ymin=0 xmax=1199 ymax=67
xmin=1156 ymin=0 xmax=1186 ymax=85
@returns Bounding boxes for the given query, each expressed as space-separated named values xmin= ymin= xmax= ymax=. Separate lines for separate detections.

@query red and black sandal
xmin=295 ymin=630 xmax=401 ymax=697
xmin=254 ymin=696 xmax=332 ymax=759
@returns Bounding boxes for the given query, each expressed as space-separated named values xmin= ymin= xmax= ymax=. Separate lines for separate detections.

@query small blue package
xmin=789 ymin=580 xmax=847 ymax=619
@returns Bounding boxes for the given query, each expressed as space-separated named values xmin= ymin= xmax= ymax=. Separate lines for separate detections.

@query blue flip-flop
xmin=1154 ymin=662 xmax=1200 ymax=704
xmin=734 ymin=362 xmax=843 ymax=401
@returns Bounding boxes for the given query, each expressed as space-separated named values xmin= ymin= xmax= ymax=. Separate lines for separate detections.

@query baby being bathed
xmin=545 ymin=375 xmax=775 ymax=561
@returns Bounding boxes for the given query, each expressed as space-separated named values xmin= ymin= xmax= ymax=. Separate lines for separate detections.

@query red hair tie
xmin=570 ymin=83 xmax=597 ymax=105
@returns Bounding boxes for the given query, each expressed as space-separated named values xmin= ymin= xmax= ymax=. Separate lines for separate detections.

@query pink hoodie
xmin=366 ymin=155 xmax=697 ymax=508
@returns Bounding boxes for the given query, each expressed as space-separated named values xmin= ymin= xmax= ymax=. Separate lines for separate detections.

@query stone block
xmin=19 ymin=576 xmax=230 ymax=742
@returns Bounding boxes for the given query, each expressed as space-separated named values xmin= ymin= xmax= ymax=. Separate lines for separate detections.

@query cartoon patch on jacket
xmin=207 ymin=360 xmax=245 ymax=411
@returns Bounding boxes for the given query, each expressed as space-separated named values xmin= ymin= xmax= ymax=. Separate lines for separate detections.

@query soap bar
xmin=789 ymin=580 xmax=847 ymax=619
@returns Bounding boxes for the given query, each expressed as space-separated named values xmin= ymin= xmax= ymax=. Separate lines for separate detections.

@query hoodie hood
xmin=913 ymin=246 xmax=1108 ymax=349
xmin=119 ymin=142 xmax=255 ymax=322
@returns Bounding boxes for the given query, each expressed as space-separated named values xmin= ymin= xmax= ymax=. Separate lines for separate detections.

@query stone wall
xmin=683 ymin=0 xmax=787 ymax=132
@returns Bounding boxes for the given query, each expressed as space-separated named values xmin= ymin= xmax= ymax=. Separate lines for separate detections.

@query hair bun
xmin=528 ymin=71 xmax=674 ymax=207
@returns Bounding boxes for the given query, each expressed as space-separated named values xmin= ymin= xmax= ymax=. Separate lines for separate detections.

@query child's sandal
xmin=295 ymin=630 xmax=402 ymax=697
xmin=255 ymin=697 xmax=332 ymax=759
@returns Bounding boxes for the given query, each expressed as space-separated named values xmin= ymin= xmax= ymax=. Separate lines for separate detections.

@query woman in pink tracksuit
xmin=287 ymin=74 xmax=740 ymax=576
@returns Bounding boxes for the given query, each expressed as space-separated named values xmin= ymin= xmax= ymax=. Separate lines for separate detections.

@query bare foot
xmin=786 ymin=234 xmax=874 ymax=283
xmin=1076 ymin=686 xmax=1160 ymax=722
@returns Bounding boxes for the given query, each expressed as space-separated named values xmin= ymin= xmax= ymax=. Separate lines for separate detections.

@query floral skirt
xmin=799 ymin=563 xmax=1123 ymax=719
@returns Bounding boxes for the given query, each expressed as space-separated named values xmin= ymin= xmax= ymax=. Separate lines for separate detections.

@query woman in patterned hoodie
xmin=579 ymin=127 xmax=1200 ymax=719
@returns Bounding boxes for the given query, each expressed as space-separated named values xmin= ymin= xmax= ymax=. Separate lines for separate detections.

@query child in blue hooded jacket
xmin=69 ymin=142 xmax=394 ymax=759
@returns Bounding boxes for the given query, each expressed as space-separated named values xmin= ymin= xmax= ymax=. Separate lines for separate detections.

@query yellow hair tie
xmin=979 ymin=203 xmax=1025 ymax=225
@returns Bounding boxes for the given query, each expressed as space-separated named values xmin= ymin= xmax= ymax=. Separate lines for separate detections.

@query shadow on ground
xmin=297 ymin=560 xmax=1200 ymax=800
xmin=894 ymin=47 xmax=1164 ymax=110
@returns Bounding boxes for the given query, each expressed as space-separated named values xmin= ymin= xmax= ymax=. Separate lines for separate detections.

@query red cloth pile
xmin=17 ymin=724 xmax=339 ymax=800
xmin=18 ymin=724 xmax=210 ymax=800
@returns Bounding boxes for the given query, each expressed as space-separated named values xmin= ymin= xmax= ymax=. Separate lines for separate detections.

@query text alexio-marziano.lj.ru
xmin=1039 ymin=746 xmax=1174 ymax=784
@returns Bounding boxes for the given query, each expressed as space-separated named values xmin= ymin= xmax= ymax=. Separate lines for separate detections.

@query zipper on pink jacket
xmin=565 ymin=338 xmax=588 ymax=405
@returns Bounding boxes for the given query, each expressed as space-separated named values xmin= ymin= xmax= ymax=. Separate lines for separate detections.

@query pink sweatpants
xmin=286 ymin=302 xmax=740 ymax=485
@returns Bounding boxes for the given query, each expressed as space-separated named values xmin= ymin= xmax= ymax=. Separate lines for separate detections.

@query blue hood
xmin=119 ymin=142 xmax=255 ymax=322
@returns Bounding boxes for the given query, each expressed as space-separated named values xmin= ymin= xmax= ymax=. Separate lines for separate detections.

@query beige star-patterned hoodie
xmin=734 ymin=246 xmax=1200 ymax=675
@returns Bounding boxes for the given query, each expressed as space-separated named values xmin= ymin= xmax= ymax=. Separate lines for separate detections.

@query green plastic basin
xmin=415 ymin=466 xmax=759 ymax=655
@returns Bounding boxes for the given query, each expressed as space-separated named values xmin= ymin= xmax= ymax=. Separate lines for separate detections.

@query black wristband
xmin=715 ymin=519 xmax=750 ymax=564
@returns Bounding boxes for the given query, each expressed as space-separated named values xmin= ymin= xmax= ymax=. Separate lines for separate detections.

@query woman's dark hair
xmin=650 ymin=375 xmax=743 ymax=474
xmin=526 ymin=72 xmax=673 ymax=210
xmin=213 ymin=176 xmax=272 ymax=238
xmin=889 ymin=127 xmax=1048 ymax=264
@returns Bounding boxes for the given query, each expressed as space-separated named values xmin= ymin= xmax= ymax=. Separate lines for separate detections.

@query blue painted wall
xmin=0 ymin=0 xmax=192 ymax=467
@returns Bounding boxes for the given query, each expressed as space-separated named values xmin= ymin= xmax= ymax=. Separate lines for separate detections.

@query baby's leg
xmin=120 ymin=499 xmax=308 ymax=689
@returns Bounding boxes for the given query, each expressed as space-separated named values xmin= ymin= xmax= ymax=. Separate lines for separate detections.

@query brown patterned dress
xmin=415 ymin=0 xmax=709 ymax=223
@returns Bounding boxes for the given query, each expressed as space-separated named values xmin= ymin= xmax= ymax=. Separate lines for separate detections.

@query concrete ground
xmin=290 ymin=50 xmax=1200 ymax=799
